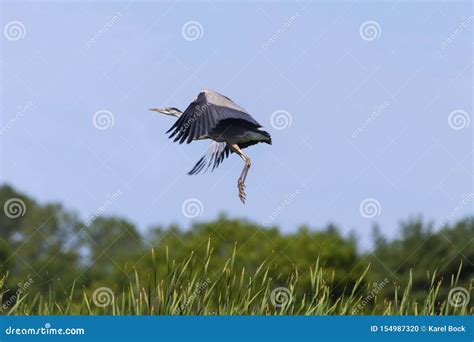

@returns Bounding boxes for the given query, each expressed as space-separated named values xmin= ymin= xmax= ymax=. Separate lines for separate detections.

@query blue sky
xmin=1 ymin=1 xmax=472 ymax=247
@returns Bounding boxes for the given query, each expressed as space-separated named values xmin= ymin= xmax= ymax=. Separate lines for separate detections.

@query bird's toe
xmin=237 ymin=179 xmax=247 ymax=204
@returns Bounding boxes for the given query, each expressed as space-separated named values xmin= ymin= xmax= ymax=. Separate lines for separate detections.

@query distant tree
xmin=0 ymin=184 xmax=82 ymax=299
xmin=145 ymin=217 xmax=361 ymax=298
xmin=1 ymin=183 xmax=472 ymax=308
xmin=370 ymin=218 xmax=473 ymax=300
xmin=82 ymin=217 xmax=144 ymax=287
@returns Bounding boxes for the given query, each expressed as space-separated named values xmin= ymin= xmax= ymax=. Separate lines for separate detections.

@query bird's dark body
xmin=166 ymin=90 xmax=271 ymax=147
xmin=207 ymin=118 xmax=271 ymax=148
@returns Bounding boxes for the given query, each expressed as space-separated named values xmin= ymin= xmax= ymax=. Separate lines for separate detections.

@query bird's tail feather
xmin=188 ymin=142 xmax=230 ymax=175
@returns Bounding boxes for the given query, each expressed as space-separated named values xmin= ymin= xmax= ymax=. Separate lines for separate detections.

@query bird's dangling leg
xmin=230 ymin=144 xmax=251 ymax=204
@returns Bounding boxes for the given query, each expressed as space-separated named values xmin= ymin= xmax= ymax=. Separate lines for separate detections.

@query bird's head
xmin=149 ymin=107 xmax=182 ymax=117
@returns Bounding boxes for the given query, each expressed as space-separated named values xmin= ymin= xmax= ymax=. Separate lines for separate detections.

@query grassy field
xmin=1 ymin=246 xmax=471 ymax=316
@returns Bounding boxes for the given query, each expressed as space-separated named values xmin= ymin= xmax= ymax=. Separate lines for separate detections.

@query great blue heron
xmin=150 ymin=90 xmax=272 ymax=203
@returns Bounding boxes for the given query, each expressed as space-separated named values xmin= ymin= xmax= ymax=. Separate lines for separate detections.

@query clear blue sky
xmin=1 ymin=1 xmax=472 ymax=247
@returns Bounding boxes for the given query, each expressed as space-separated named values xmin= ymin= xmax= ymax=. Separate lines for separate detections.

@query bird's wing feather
xmin=188 ymin=141 xmax=231 ymax=175
xmin=167 ymin=90 xmax=261 ymax=144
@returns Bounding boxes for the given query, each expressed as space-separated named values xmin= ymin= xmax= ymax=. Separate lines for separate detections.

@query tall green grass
xmin=1 ymin=245 xmax=471 ymax=315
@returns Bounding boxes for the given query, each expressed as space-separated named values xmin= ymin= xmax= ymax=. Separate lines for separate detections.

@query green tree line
xmin=0 ymin=184 xmax=472 ymax=309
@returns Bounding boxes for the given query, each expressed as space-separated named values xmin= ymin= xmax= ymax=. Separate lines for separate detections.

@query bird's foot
xmin=238 ymin=179 xmax=246 ymax=204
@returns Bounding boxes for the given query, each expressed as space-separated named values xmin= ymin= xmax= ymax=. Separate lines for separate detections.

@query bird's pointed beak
xmin=149 ymin=108 xmax=162 ymax=112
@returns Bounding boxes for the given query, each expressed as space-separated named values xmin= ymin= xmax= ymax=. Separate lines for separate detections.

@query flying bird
xmin=150 ymin=90 xmax=272 ymax=203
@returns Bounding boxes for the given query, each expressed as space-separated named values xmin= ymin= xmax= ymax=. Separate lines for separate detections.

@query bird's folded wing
xmin=188 ymin=141 xmax=231 ymax=175
xmin=166 ymin=90 xmax=261 ymax=144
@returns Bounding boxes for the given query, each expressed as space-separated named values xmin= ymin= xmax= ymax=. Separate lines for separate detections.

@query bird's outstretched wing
xmin=188 ymin=141 xmax=231 ymax=175
xmin=167 ymin=90 xmax=261 ymax=144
